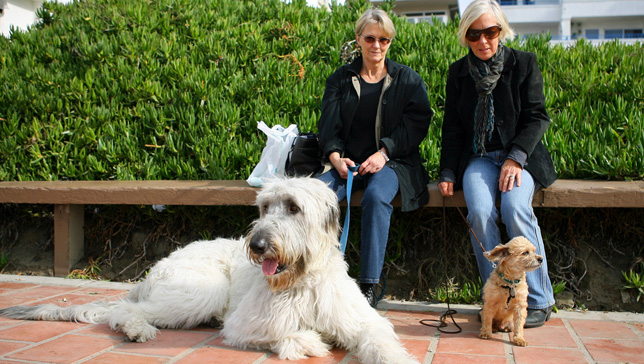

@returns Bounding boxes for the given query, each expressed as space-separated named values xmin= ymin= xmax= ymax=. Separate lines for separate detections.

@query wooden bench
xmin=1 ymin=179 xmax=643 ymax=277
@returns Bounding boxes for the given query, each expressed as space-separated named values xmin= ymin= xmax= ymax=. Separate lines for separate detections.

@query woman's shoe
xmin=360 ymin=283 xmax=378 ymax=308
xmin=524 ymin=306 xmax=553 ymax=328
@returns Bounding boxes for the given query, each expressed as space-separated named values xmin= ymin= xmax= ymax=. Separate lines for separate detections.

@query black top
xmin=318 ymin=57 xmax=433 ymax=211
xmin=345 ymin=78 xmax=383 ymax=162
xmin=439 ymin=47 xmax=557 ymax=189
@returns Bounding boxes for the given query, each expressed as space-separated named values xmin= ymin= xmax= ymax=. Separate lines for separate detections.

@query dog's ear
xmin=484 ymin=244 xmax=509 ymax=262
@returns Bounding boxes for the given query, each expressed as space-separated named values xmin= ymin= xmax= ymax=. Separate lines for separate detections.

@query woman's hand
xmin=358 ymin=149 xmax=388 ymax=176
xmin=500 ymin=159 xmax=522 ymax=193
xmin=329 ymin=152 xmax=358 ymax=179
xmin=438 ymin=181 xmax=454 ymax=197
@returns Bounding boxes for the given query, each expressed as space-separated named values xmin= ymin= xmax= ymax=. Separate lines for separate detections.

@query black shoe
xmin=360 ymin=283 xmax=378 ymax=308
xmin=524 ymin=306 xmax=553 ymax=328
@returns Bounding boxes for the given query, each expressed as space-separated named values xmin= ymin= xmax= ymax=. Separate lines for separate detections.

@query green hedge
xmin=1 ymin=0 xmax=642 ymax=181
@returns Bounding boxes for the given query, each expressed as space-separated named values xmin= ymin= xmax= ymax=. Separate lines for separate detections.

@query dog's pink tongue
xmin=262 ymin=259 xmax=278 ymax=275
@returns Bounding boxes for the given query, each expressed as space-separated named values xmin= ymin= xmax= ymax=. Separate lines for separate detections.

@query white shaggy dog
xmin=0 ymin=177 xmax=419 ymax=364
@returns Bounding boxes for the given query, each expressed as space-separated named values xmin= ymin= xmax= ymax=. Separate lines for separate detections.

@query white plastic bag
xmin=247 ymin=121 xmax=299 ymax=187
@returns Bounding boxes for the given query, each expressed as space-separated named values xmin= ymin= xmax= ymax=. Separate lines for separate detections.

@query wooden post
xmin=53 ymin=204 xmax=85 ymax=277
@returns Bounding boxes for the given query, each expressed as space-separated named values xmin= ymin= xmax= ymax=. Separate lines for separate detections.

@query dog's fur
xmin=0 ymin=177 xmax=418 ymax=363
xmin=479 ymin=236 xmax=543 ymax=346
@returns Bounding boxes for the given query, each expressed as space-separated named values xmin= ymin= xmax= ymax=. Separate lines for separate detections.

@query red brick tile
xmin=261 ymin=347 xmax=347 ymax=364
xmin=436 ymin=331 xmax=505 ymax=356
xmin=0 ymin=286 xmax=77 ymax=307
xmin=389 ymin=316 xmax=436 ymax=339
xmin=32 ymin=294 xmax=106 ymax=307
xmin=402 ymin=311 xmax=481 ymax=333
xmin=0 ymin=282 xmax=36 ymax=290
xmin=582 ymin=338 xmax=644 ymax=363
xmin=205 ymin=333 xmax=228 ymax=347
xmin=19 ymin=286 xmax=77 ymax=300
xmin=7 ymin=334 xmax=121 ymax=363
xmin=512 ymin=347 xmax=587 ymax=364
xmin=541 ymin=317 xmax=565 ymax=327
xmin=82 ymin=352 xmax=168 ymax=364
xmin=384 ymin=309 xmax=436 ymax=321
xmin=76 ymin=323 xmax=123 ymax=338
xmin=512 ymin=325 xmax=577 ymax=347
xmin=402 ymin=338 xmax=430 ymax=362
xmin=0 ymin=321 xmax=86 ymax=342
xmin=115 ymin=329 xmax=213 ymax=357
xmin=0 ymin=317 xmax=21 ymax=327
xmin=0 ymin=340 xmax=29 ymax=355
xmin=569 ymin=319 xmax=635 ymax=339
xmin=175 ymin=346 xmax=266 ymax=363
xmin=71 ymin=287 xmax=129 ymax=298
xmin=0 ymin=296 xmax=36 ymax=308
xmin=432 ymin=352 xmax=508 ymax=364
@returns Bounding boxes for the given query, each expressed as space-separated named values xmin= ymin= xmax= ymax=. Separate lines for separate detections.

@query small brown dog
xmin=479 ymin=236 xmax=543 ymax=346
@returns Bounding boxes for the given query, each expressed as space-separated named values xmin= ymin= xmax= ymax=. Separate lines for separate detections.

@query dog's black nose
xmin=537 ymin=257 xmax=543 ymax=264
xmin=249 ymin=235 xmax=268 ymax=255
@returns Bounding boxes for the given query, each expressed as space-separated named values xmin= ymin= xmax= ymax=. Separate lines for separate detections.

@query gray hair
xmin=355 ymin=8 xmax=396 ymax=40
xmin=458 ymin=0 xmax=515 ymax=47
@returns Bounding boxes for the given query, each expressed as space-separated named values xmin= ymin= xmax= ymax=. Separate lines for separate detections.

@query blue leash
xmin=339 ymin=165 xmax=359 ymax=253
xmin=337 ymin=164 xmax=387 ymax=301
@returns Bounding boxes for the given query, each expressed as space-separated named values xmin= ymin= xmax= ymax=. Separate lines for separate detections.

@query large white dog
xmin=0 ymin=177 xmax=419 ymax=364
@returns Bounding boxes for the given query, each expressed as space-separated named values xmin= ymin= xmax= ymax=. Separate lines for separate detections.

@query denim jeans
xmin=318 ymin=166 xmax=399 ymax=284
xmin=463 ymin=150 xmax=555 ymax=309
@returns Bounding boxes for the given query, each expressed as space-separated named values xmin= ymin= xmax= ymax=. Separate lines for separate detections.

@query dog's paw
xmin=513 ymin=336 xmax=529 ymax=347
xmin=479 ymin=330 xmax=492 ymax=340
xmin=274 ymin=331 xmax=330 ymax=360
xmin=122 ymin=318 xmax=158 ymax=343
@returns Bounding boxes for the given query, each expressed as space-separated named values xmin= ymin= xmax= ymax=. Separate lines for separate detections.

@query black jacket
xmin=439 ymin=46 xmax=557 ymax=189
xmin=318 ymin=57 xmax=433 ymax=211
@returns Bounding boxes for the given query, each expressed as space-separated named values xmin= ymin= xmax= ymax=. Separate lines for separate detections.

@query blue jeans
xmin=463 ymin=151 xmax=555 ymax=309
xmin=318 ymin=166 xmax=399 ymax=284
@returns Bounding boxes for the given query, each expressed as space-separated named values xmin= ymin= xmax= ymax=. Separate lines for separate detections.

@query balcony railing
xmin=500 ymin=0 xmax=561 ymax=5
xmin=525 ymin=33 xmax=644 ymax=41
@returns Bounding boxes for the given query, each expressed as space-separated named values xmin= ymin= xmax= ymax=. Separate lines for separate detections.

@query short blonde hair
xmin=355 ymin=8 xmax=396 ymax=40
xmin=458 ymin=0 xmax=515 ymax=47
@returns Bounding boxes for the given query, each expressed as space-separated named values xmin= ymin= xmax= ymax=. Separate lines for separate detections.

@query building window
xmin=605 ymin=29 xmax=623 ymax=39
xmin=585 ymin=29 xmax=599 ymax=40
xmin=499 ymin=0 xmax=518 ymax=5
xmin=624 ymin=29 xmax=643 ymax=39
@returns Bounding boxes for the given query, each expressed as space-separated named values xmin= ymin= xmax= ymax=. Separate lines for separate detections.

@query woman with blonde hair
xmin=318 ymin=8 xmax=432 ymax=308
xmin=438 ymin=0 xmax=555 ymax=327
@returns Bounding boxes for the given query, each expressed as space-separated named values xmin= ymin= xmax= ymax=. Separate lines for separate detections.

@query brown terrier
xmin=479 ymin=236 xmax=543 ymax=346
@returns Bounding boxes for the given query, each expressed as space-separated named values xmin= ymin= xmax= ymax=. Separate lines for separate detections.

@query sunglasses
xmin=465 ymin=25 xmax=502 ymax=42
xmin=359 ymin=35 xmax=392 ymax=45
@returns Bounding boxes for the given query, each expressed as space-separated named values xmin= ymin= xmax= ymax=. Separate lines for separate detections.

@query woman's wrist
xmin=378 ymin=148 xmax=389 ymax=162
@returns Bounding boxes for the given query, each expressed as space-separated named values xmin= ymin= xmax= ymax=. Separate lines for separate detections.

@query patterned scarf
xmin=468 ymin=44 xmax=505 ymax=154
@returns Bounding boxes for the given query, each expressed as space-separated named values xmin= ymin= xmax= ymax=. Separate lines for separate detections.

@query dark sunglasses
xmin=359 ymin=35 xmax=392 ymax=45
xmin=465 ymin=25 xmax=502 ymax=42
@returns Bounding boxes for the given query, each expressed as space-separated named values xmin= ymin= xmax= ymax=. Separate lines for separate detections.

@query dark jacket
xmin=318 ymin=57 xmax=433 ymax=212
xmin=439 ymin=46 xmax=557 ymax=189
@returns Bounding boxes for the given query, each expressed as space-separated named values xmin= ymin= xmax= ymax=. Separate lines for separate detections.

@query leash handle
xmin=339 ymin=165 xmax=360 ymax=253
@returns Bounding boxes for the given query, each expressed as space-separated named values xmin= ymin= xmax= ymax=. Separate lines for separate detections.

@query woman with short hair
xmin=438 ymin=0 xmax=556 ymax=327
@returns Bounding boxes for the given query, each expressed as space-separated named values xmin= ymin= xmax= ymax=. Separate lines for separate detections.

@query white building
xmin=370 ymin=0 xmax=644 ymax=44
xmin=0 ymin=0 xmax=72 ymax=37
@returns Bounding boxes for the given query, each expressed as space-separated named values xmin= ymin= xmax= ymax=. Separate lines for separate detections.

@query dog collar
xmin=498 ymin=272 xmax=521 ymax=286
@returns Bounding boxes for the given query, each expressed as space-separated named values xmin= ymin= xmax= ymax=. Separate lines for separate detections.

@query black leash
xmin=419 ymin=197 xmax=462 ymax=334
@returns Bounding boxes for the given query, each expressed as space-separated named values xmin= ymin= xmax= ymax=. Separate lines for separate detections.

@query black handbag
xmin=285 ymin=132 xmax=324 ymax=177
